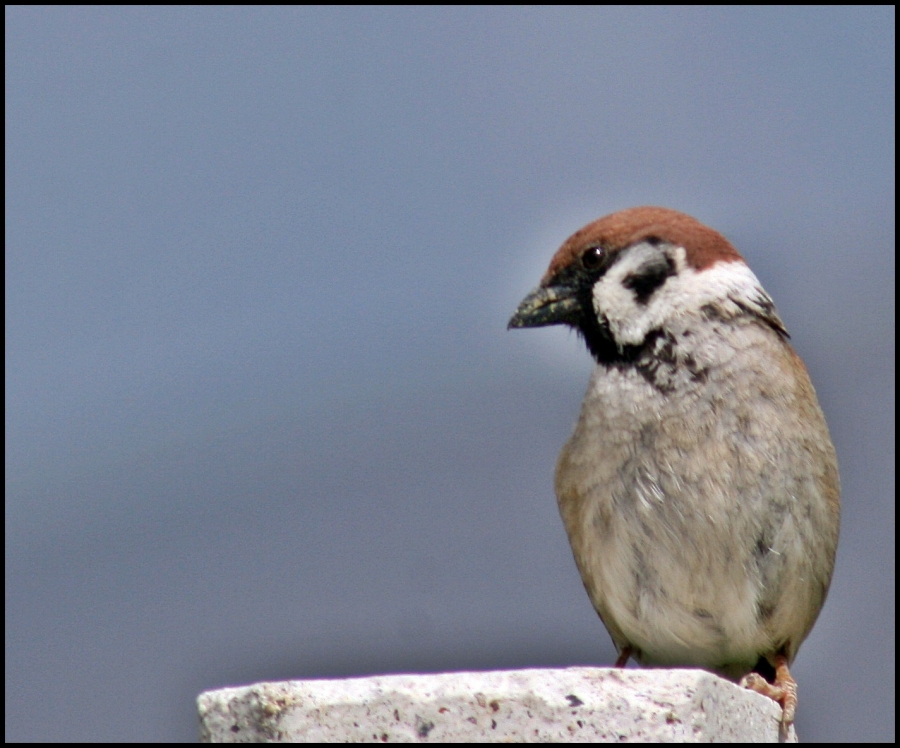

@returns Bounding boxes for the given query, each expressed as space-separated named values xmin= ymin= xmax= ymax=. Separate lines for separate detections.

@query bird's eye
xmin=581 ymin=246 xmax=605 ymax=271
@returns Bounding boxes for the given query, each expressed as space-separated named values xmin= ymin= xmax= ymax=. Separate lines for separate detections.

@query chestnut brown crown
xmin=543 ymin=206 xmax=744 ymax=284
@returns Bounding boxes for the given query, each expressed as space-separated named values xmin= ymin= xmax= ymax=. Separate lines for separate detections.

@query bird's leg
xmin=740 ymin=653 xmax=798 ymax=725
xmin=614 ymin=645 xmax=633 ymax=668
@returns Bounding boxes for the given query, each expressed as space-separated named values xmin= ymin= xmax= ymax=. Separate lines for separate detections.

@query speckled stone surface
xmin=197 ymin=666 xmax=797 ymax=743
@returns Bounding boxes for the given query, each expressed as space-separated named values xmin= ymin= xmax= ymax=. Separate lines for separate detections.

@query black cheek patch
xmin=623 ymin=254 xmax=676 ymax=305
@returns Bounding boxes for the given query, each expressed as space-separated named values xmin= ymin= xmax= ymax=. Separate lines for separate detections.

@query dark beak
xmin=508 ymin=282 xmax=582 ymax=329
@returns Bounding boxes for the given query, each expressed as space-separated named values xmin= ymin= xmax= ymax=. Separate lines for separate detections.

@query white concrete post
xmin=198 ymin=666 xmax=796 ymax=742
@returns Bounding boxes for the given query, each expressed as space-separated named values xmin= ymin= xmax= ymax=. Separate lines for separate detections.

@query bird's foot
xmin=614 ymin=645 xmax=633 ymax=668
xmin=740 ymin=653 xmax=797 ymax=726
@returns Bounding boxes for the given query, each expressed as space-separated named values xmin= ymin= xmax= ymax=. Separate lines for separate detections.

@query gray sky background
xmin=6 ymin=6 xmax=894 ymax=741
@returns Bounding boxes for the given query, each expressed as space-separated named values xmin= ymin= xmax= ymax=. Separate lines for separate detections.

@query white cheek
xmin=593 ymin=247 xmax=771 ymax=346
xmin=591 ymin=243 xmax=681 ymax=346
xmin=592 ymin=277 xmax=644 ymax=344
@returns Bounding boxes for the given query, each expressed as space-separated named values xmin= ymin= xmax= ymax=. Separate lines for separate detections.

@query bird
xmin=508 ymin=206 xmax=840 ymax=727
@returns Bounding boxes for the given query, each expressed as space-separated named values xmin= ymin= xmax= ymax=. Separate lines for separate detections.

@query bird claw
xmin=740 ymin=654 xmax=798 ymax=726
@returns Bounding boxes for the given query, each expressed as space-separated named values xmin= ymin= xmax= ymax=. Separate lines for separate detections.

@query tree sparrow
xmin=509 ymin=207 xmax=840 ymax=726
